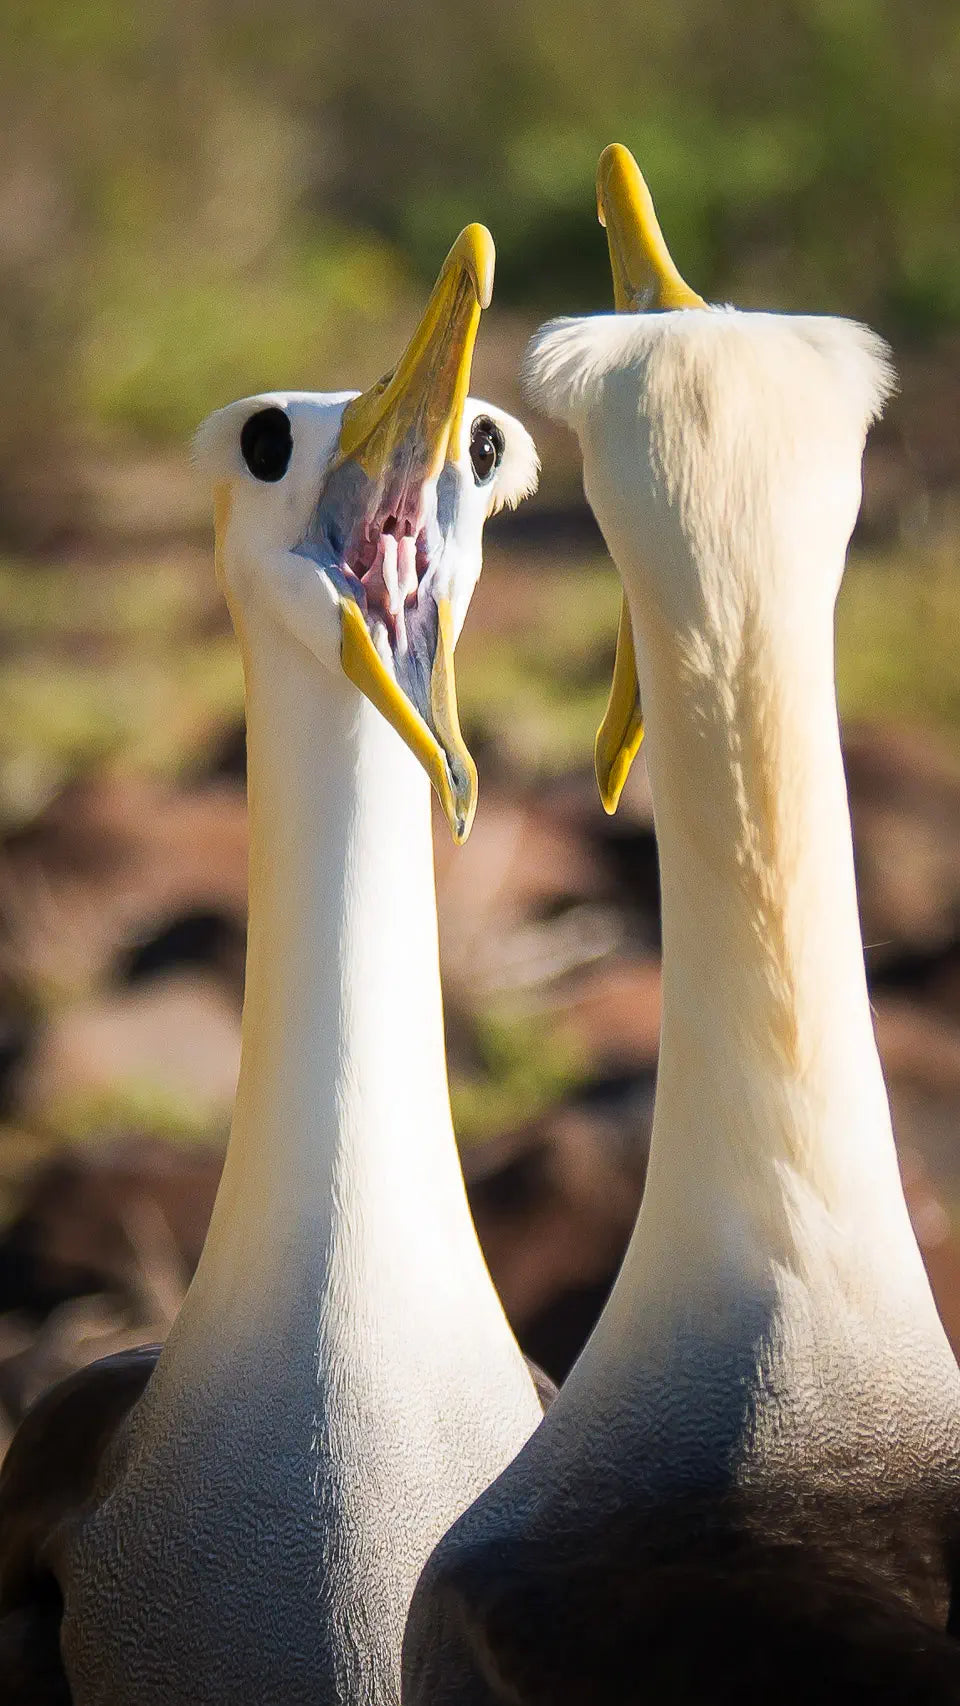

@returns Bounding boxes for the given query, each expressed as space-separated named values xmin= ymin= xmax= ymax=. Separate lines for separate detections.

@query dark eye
xmin=240 ymin=407 xmax=293 ymax=482
xmin=469 ymin=415 xmax=505 ymax=485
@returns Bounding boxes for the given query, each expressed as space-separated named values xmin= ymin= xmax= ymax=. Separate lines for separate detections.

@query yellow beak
xmin=596 ymin=143 xmax=706 ymax=315
xmin=593 ymin=144 xmax=706 ymax=813
xmin=336 ymin=224 xmax=495 ymax=843
xmin=594 ymin=594 xmax=644 ymax=815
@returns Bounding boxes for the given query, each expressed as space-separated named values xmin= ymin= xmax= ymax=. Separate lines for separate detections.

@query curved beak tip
xmin=451 ymin=802 xmax=475 ymax=845
xmin=596 ymin=762 xmax=625 ymax=816
xmin=596 ymin=139 xmax=706 ymax=316
xmin=452 ymin=222 xmax=496 ymax=310
xmin=594 ymin=729 xmax=626 ymax=816
xmin=442 ymin=751 xmax=478 ymax=845
xmin=596 ymin=141 xmax=635 ymax=228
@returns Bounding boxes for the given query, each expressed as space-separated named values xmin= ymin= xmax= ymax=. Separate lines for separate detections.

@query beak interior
xmin=313 ymin=227 xmax=496 ymax=842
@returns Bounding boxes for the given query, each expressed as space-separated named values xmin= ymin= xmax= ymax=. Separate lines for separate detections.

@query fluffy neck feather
xmin=532 ymin=310 xmax=945 ymax=1351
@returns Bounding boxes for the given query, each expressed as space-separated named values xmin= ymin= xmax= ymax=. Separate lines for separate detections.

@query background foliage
xmin=2 ymin=0 xmax=960 ymax=513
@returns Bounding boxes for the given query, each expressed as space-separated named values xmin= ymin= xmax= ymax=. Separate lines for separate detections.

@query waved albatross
xmin=0 ymin=225 xmax=550 ymax=1706
xmin=402 ymin=154 xmax=960 ymax=1705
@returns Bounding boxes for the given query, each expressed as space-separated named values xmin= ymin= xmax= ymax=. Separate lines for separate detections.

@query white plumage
xmin=0 ymin=234 xmax=546 ymax=1706
xmin=404 ymin=152 xmax=960 ymax=1706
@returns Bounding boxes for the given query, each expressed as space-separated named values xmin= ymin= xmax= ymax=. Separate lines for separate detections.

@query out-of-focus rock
xmin=0 ymin=776 xmax=248 ymax=1000
xmin=539 ymin=759 xmax=655 ymax=836
xmin=435 ymin=785 xmax=615 ymax=1005
xmin=551 ymin=954 xmax=661 ymax=1073
xmin=846 ymin=723 xmax=960 ymax=973
xmin=899 ymin=1145 xmax=960 ymax=1353
xmin=0 ymin=709 xmax=958 ymax=1435
xmin=0 ymin=1141 xmax=221 ymax=1320
xmin=878 ymin=998 xmax=960 ymax=1195
xmin=537 ymin=763 xmax=661 ymax=947
xmin=877 ymin=998 xmax=960 ymax=1097
xmin=0 ymin=1297 xmax=162 ymax=1454
xmin=862 ymin=342 xmax=960 ymax=537
xmin=15 ymin=973 xmax=241 ymax=1140
xmin=466 ymin=1102 xmax=645 ymax=1381
xmin=0 ymin=1139 xmax=221 ymax=1437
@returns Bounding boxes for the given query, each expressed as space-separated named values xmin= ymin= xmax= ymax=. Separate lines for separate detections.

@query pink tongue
xmin=360 ymin=529 xmax=425 ymax=627
xmin=398 ymin=535 xmax=418 ymax=603
xmin=360 ymin=540 xmax=392 ymax=622
xmin=380 ymin=533 xmax=401 ymax=615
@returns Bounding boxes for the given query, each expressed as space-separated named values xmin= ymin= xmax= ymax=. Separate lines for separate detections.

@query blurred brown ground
xmin=1 ymin=0 xmax=959 ymax=1453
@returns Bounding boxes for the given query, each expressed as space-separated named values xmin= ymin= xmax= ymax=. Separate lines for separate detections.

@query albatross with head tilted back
xmin=0 ymin=225 xmax=549 ymax=1706
xmin=403 ymin=153 xmax=960 ymax=1706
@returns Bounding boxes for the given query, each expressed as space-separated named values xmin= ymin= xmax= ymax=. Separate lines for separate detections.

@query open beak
xmin=327 ymin=225 xmax=494 ymax=843
xmin=593 ymin=144 xmax=706 ymax=813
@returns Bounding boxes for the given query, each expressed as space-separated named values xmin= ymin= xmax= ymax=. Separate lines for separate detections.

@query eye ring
xmin=469 ymin=415 xmax=505 ymax=486
xmin=240 ymin=407 xmax=293 ymax=483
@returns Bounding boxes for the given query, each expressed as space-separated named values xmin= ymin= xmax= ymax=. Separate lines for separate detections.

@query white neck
xmin=607 ymin=570 xmax=938 ymax=1336
xmin=104 ymin=600 xmax=542 ymax=1703
xmin=172 ymin=610 xmax=517 ymax=1372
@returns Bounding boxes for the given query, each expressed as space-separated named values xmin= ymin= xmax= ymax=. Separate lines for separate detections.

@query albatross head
xmin=523 ymin=143 xmax=894 ymax=813
xmin=195 ymin=224 xmax=538 ymax=843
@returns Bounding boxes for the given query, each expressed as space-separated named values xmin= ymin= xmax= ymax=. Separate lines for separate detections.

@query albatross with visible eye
xmin=0 ymin=225 xmax=547 ymax=1706
xmin=403 ymin=156 xmax=960 ymax=1704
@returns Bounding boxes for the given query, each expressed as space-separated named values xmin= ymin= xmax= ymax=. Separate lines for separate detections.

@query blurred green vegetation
xmin=458 ymin=561 xmax=624 ymax=776
xmin=0 ymin=525 xmax=956 ymax=837
xmin=451 ymin=1009 xmax=588 ymax=1145
xmin=837 ymin=530 xmax=960 ymax=732
xmin=37 ymin=1080 xmax=229 ymax=1148
xmin=0 ymin=558 xmax=242 ymax=824
xmin=2 ymin=0 xmax=960 ymax=540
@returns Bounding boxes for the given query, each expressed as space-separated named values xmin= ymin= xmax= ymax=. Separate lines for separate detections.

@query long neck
xmin=178 ymin=614 xmax=500 ymax=1353
xmin=615 ymin=575 xmax=935 ymax=1324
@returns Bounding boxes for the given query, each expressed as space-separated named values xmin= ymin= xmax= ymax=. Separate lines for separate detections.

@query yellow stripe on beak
xmin=340 ymin=600 xmax=474 ymax=842
xmin=593 ymin=144 xmax=706 ymax=812
xmin=595 ymin=595 xmax=644 ymax=815
xmin=337 ymin=223 xmax=495 ymax=484
xmin=429 ymin=597 xmax=477 ymax=842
